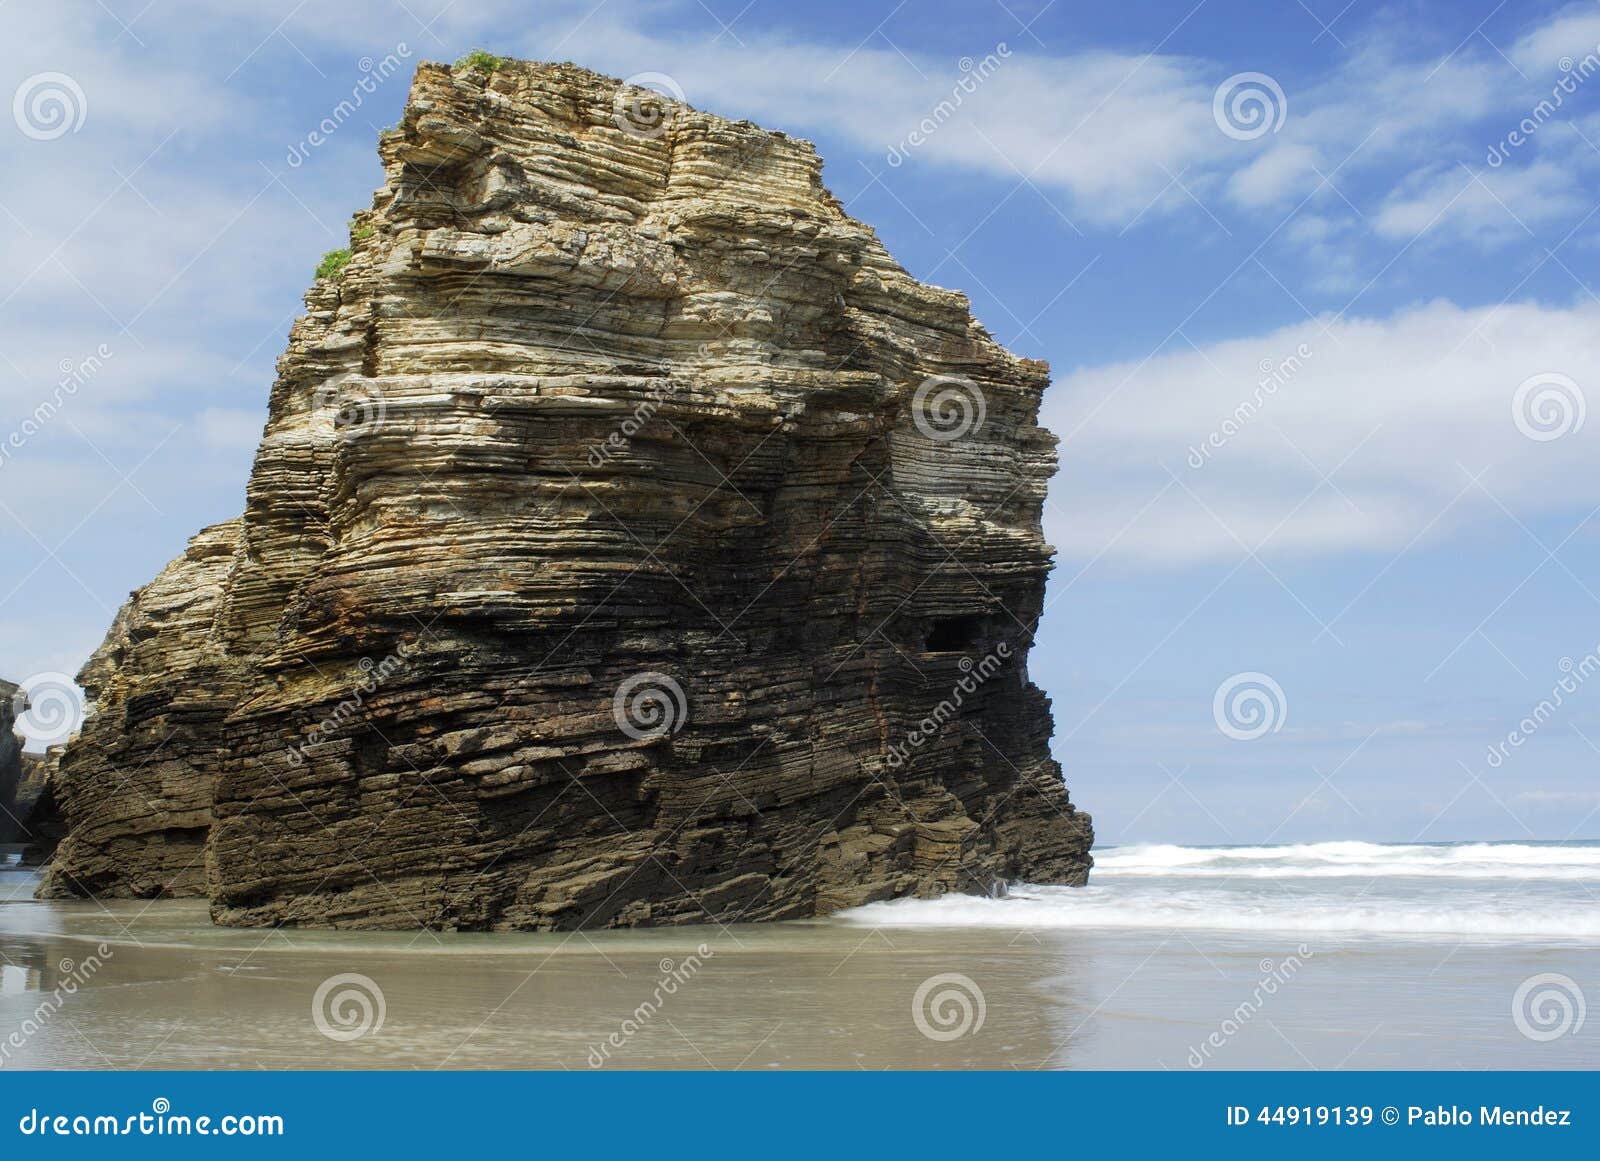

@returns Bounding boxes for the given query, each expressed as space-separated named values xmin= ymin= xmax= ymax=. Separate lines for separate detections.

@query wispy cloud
xmin=1044 ymin=297 xmax=1600 ymax=564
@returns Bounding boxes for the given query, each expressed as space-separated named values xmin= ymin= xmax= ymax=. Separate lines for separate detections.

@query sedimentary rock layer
xmin=41 ymin=58 xmax=1092 ymax=928
xmin=1 ymin=679 xmax=22 ymax=843
xmin=16 ymin=749 xmax=66 ymax=864
xmin=39 ymin=522 xmax=242 ymax=895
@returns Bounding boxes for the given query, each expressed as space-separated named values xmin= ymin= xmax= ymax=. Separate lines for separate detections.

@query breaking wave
xmin=1094 ymin=840 xmax=1600 ymax=880
xmin=838 ymin=841 xmax=1600 ymax=940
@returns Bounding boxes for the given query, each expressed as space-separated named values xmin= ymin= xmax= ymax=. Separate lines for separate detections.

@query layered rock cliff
xmin=39 ymin=522 xmax=242 ymax=894
xmin=40 ymin=57 xmax=1091 ymax=928
xmin=15 ymin=749 xmax=66 ymax=863
xmin=1 ymin=679 xmax=23 ymax=843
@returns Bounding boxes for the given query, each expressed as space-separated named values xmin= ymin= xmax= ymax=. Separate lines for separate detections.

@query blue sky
xmin=3 ymin=0 xmax=1600 ymax=845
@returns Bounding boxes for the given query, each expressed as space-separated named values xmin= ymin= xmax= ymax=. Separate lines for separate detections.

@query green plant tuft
xmin=456 ymin=49 xmax=506 ymax=73
xmin=351 ymin=223 xmax=375 ymax=242
xmin=316 ymin=247 xmax=353 ymax=281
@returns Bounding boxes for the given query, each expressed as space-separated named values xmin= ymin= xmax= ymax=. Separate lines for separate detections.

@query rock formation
xmin=39 ymin=57 xmax=1092 ymax=928
xmin=1 ymin=679 xmax=23 ymax=843
xmin=38 ymin=522 xmax=241 ymax=894
xmin=16 ymin=749 xmax=66 ymax=864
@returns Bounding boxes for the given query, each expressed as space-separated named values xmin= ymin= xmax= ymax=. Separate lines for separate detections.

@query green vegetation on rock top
xmin=315 ymin=248 xmax=352 ymax=281
xmin=456 ymin=49 xmax=506 ymax=72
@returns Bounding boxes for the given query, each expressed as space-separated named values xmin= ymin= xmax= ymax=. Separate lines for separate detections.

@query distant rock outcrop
xmin=1 ymin=679 xmax=23 ymax=843
xmin=40 ymin=58 xmax=1092 ymax=928
xmin=17 ymin=749 xmax=66 ymax=865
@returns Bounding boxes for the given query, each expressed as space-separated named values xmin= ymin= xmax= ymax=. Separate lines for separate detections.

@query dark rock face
xmin=40 ymin=59 xmax=1092 ymax=929
xmin=1 ymin=680 xmax=23 ymax=844
xmin=38 ymin=523 xmax=241 ymax=896
xmin=16 ymin=750 xmax=67 ymax=865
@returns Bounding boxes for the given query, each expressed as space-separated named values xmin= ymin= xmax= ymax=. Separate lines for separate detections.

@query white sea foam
xmin=838 ymin=842 xmax=1600 ymax=940
xmin=1093 ymin=840 xmax=1600 ymax=880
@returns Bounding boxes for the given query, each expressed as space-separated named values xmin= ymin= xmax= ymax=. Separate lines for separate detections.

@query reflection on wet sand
xmin=2 ymin=868 xmax=1090 ymax=1070
xmin=3 ymin=866 xmax=1597 ymax=1070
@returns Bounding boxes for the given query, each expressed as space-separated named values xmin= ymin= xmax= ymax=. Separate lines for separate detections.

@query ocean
xmin=850 ymin=839 xmax=1600 ymax=938
xmin=2 ymin=841 xmax=1595 ymax=1070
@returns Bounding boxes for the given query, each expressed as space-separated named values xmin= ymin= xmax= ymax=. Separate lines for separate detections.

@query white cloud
xmin=1515 ymin=789 xmax=1600 ymax=804
xmin=0 ymin=2 xmax=241 ymax=139
xmin=1227 ymin=143 xmax=1324 ymax=209
xmin=536 ymin=1 xmax=1600 ymax=254
xmin=6 ymin=0 xmax=1600 ymax=695
xmin=1510 ymin=3 xmax=1600 ymax=73
xmin=195 ymin=407 xmax=266 ymax=451
xmin=1373 ymin=159 xmax=1588 ymax=243
xmin=1043 ymin=297 xmax=1600 ymax=565
xmin=46 ymin=0 xmax=1592 ymax=247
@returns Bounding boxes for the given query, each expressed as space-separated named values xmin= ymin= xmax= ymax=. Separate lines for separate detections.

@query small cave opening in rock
xmin=924 ymin=614 xmax=986 ymax=653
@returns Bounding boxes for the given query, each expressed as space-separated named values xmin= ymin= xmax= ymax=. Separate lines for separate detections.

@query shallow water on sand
xmin=2 ymin=843 xmax=1597 ymax=1070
